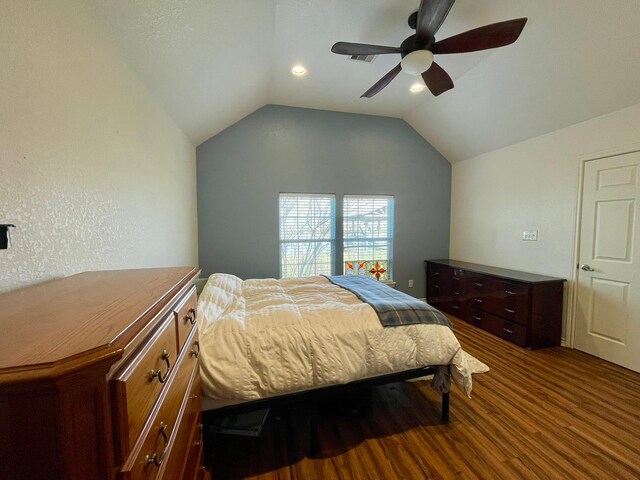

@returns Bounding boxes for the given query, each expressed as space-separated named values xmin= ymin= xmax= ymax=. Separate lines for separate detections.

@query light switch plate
xmin=522 ymin=230 xmax=538 ymax=241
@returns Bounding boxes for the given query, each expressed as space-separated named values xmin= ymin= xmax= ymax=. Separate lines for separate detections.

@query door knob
xmin=581 ymin=264 xmax=595 ymax=272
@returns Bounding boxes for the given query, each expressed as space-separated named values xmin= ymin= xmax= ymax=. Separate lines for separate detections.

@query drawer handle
xmin=149 ymin=350 xmax=171 ymax=384
xmin=452 ymin=305 xmax=460 ymax=310
xmin=453 ymin=291 xmax=460 ymax=295
xmin=184 ymin=307 xmax=197 ymax=326
xmin=190 ymin=340 xmax=200 ymax=358
xmin=452 ymin=277 xmax=460 ymax=281
xmin=503 ymin=328 xmax=514 ymax=334
xmin=505 ymin=308 xmax=515 ymax=314
xmin=474 ymin=282 xmax=484 ymax=287
xmin=194 ymin=423 xmax=204 ymax=447
xmin=145 ymin=422 xmax=169 ymax=467
xmin=433 ymin=272 xmax=440 ymax=276
xmin=474 ymin=298 xmax=483 ymax=303
xmin=473 ymin=315 xmax=482 ymax=321
xmin=505 ymin=290 xmax=516 ymax=295
xmin=433 ymin=285 xmax=440 ymax=289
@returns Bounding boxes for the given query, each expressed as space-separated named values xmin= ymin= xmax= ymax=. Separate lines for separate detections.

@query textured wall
xmin=0 ymin=0 xmax=198 ymax=293
xmin=197 ymin=105 xmax=451 ymax=297
xmin=450 ymin=101 xmax=640 ymax=338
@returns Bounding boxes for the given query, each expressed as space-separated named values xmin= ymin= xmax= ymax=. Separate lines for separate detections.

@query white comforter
xmin=196 ymin=274 xmax=482 ymax=404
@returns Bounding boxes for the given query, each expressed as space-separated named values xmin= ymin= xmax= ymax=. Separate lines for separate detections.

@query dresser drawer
xmin=471 ymin=309 xmax=527 ymax=347
xmin=112 ymin=314 xmax=179 ymax=456
xmin=448 ymin=299 xmax=468 ymax=319
xmin=159 ymin=365 xmax=202 ymax=480
xmin=500 ymin=318 xmax=528 ymax=347
xmin=467 ymin=274 xmax=488 ymax=309
xmin=426 ymin=263 xmax=453 ymax=300
xmin=119 ymin=328 xmax=200 ymax=480
xmin=174 ymin=286 xmax=198 ymax=353
xmin=182 ymin=422 xmax=205 ymax=480
xmin=483 ymin=278 xmax=530 ymax=325
xmin=451 ymin=269 xmax=481 ymax=293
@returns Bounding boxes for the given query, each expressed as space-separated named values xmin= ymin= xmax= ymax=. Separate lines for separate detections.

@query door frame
xmin=567 ymin=142 xmax=640 ymax=348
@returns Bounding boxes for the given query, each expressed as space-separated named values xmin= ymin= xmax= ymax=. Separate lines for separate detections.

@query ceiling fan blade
xmin=416 ymin=0 xmax=456 ymax=43
xmin=433 ymin=18 xmax=528 ymax=55
xmin=332 ymin=42 xmax=402 ymax=56
xmin=421 ymin=62 xmax=454 ymax=96
xmin=361 ymin=64 xmax=402 ymax=98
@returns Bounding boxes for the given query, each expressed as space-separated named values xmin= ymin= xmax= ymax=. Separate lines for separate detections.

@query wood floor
xmin=206 ymin=317 xmax=640 ymax=479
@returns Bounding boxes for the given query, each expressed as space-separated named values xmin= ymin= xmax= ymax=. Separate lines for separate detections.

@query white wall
xmin=450 ymin=102 xmax=640 ymax=337
xmin=0 ymin=0 xmax=198 ymax=293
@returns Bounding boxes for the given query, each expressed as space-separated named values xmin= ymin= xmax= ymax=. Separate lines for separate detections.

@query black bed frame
xmin=202 ymin=366 xmax=450 ymax=456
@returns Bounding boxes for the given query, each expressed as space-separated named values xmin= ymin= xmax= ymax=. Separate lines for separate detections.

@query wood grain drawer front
xmin=427 ymin=272 xmax=443 ymax=300
xmin=470 ymin=277 xmax=487 ymax=297
xmin=428 ymin=263 xmax=445 ymax=282
xmin=471 ymin=309 xmax=527 ymax=347
xmin=159 ymin=367 xmax=202 ymax=480
xmin=112 ymin=315 xmax=179 ymax=456
xmin=469 ymin=309 xmax=486 ymax=327
xmin=175 ymin=286 xmax=198 ymax=353
xmin=483 ymin=278 xmax=530 ymax=325
xmin=500 ymin=318 xmax=528 ymax=347
xmin=468 ymin=276 xmax=489 ymax=314
xmin=182 ymin=421 xmax=205 ymax=480
xmin=452 ymin=273 xmax=478 ymax=297
xmin=449 ymin=299 xmax=468 ymax=319
xmin=120 ymin=329 xmax=200 ymax=480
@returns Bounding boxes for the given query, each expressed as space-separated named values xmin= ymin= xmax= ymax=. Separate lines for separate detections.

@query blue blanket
xmin=326 ymin=275 xmax=452 ymax=329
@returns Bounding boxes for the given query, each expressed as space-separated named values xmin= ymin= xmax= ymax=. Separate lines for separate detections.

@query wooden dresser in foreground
xmin=425 ymin=260 xmax=565 ymax=349
xmin=0 ymin=267 xmax=204 ymax=480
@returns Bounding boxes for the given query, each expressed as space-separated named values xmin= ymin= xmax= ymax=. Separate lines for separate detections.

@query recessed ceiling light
xmin=410 ymin=83 xmax=425 ymax=93
xmin=291 ymin=65 xmax=307 ymax=76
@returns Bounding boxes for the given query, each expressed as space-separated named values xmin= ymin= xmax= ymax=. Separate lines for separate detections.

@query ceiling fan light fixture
xmin=401 ymin=50 xmax=434 ymax=75
xmin=410 ymin=83 xmax=425 ymax=93
xmin=291 ymin=65 xmax=308 ymax=76
xmin=330 ymin=0 xmax=527 ymax=98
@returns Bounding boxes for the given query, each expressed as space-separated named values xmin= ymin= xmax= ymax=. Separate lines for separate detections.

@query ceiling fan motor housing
xmin=330 ymin=0 xmax=528 ymax=98
xmin=399 ymin=34 xmax=434 ymax=58
xmin=408 ymin=11 xmax=418 ymax=29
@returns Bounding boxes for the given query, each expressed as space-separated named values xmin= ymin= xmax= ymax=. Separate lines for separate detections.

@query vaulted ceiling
xmin=90 ymin=0 xmax=640 ymax=163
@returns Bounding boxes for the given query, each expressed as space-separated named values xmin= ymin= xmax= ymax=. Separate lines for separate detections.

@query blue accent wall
xmin=197 ymin=105 xmax=451 ymax=297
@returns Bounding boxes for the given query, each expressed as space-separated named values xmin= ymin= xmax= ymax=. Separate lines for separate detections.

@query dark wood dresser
xmin=0 ymin=267 xmax=205 ymax=480
xmin=425 ymin=260 xmax=565 ymax=349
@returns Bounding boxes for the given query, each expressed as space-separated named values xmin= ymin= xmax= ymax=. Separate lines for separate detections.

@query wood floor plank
xmin=207 ymin=317 xmax=640 ymax=480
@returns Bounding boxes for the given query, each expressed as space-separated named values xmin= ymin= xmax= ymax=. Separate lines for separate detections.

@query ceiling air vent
xmin=349 ymin=54 xmax=377 ymax=63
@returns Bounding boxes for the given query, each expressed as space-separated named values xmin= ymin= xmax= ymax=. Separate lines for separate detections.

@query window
xmin=343 ymin=195 xmax=394 ymax=280
xmin=278 ymin=194 xmax=394 ymax=280
xmin=279 ymin=194 xmax=335 ymax=278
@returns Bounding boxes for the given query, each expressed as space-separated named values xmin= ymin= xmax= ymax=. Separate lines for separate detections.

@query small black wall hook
xmin=0 ymin=224 xmax=16 ymax=249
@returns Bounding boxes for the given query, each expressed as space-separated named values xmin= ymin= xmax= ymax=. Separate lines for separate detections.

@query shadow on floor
xmin=205 ymin=381 xmax=447 ymax=479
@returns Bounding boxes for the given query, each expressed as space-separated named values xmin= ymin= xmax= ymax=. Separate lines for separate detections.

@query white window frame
xmin=342 ymin=194 xmax=394 ymax=280
xmin=278 ymin=193 xmax=336 ymax=278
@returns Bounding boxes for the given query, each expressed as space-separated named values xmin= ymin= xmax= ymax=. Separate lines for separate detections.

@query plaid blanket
xmin=326 ymin=275 xmax=452 ymax=329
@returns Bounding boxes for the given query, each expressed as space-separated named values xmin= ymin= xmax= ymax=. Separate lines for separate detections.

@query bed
xmin=195 ymin=273 xmax=486 ymax=439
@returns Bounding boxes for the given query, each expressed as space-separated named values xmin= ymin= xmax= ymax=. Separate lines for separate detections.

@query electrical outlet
xmin=522 ymin=230 xmax=538 ymax=241
xmin=408 ymin=279 xmax=414 ymax=288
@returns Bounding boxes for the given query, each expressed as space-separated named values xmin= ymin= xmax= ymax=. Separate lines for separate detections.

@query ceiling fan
xmin=331 ymin=0 xmax=527 ymax=98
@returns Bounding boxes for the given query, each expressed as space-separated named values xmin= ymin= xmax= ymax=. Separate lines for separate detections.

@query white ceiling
xmin=90 ymin=0 xmax=640 ymax=163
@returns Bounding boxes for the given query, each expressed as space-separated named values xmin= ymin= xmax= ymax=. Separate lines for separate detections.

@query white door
xmin=575 ymin=150 xmax=640 ymax=372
